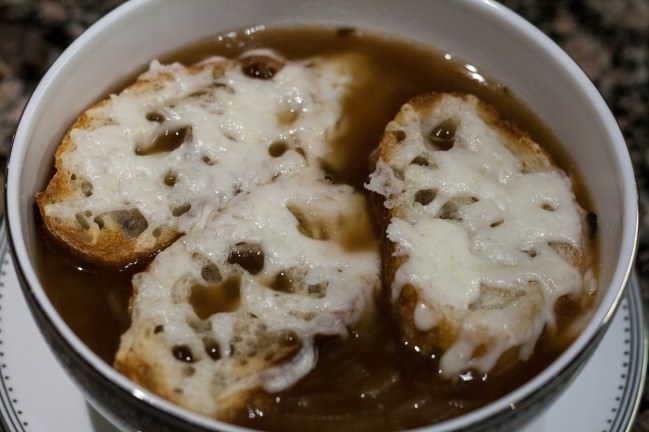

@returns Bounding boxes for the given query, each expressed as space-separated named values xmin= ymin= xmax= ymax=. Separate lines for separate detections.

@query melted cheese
xmin=119 ymin=168 xmax=379 ymax=411
xmin=367 ymin=95 xmax=590 ymax=376
xmin=45 ymin=52 xmax=354 ymax=237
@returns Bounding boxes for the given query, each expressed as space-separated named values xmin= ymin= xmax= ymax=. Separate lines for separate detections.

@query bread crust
xmin=35 ymin=60 xmax=244 ymax=267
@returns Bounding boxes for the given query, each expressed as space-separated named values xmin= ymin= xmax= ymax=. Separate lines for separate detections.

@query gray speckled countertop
xmin=0 ymin=0 xmax=648 ymax=430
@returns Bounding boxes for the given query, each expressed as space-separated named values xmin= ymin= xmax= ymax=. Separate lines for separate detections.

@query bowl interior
xmin=6 ymin=0 xmax=637 ymax=430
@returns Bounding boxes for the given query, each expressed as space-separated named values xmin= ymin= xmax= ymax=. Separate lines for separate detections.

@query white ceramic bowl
xmin=5 ymin=0 xmax=638 ymax=431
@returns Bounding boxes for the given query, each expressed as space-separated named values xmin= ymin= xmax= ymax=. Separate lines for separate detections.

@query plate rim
xmin=0 ymin=221 xmax=645 ymax=432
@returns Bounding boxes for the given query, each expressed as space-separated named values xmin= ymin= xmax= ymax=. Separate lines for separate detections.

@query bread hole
xmin=233 ymin=182 xmax=244 ymax=196
xmin=548 ymin=241 xmax=581 ymax=266
xmin=427 ymin=118 xmax=457 ymax=151
xmin=84 ymin=210 xmax=92 ymax=217
xmin=136 ymin=125 xmax=192 ymax=155
xmin=109 ymin=209 xmax=149 ymax=239
xmin=586 ymin=212 xmax=598 ymax=239
xmin=270 ymin=270 xmax=294 ymax=293
xmin=189 ymin=276 xmax=241 ymax=319
xmin=228 ymin=242 xmax=265 ymax=275
xmin=277 ymin=108 xmax=300 ymax=126
xmin=183 ymin=366 xmax=196 ymax=377
xmin=153 ymin=325 xmax=164 ymax=334
xmin=414 ymin=189 xmax=437 ymax=206
xmin=287 ymin=204 xmax=329 ymax=241
xmin=438 ymin=196 xmax=478 ymax=220
xmin=295 ymin=147 xmax=306 ymax=159
xmin=75 ymin=213 xmax=90 ymax=230
xmin=470 ymin=284 xmax=525 ymax=310
xmin=471 ymin=344 xmax=488 ymax=360
xmin=391 ymin=129 xmax=407 ymax=142
xmin=152 ymin=227 xmax=162 ymax=237
xmin=186 ymin=315 xmax=212 ymax=332
xmin=81 ymin=181 xmax=93 ymax=197
xmin=410 ymin=156 xmax=429 ymax=166
xmin=307 ymin=283 xmax=327 ymax=299
xmin=171 ymin=203 xmax=191 ymax=217
xmin=145 ymin=111 xmax=166 ymax=123
xmin=268 ymin=140 xmax=289 ymax=157
xmin=541 ymin=203 xmax=556 ymax=212
xmin=70 ymin=173 xmax=77 ymax=180
xmin=189 ymin=89 xmax=210 ymax=99
xmin=164 ymin=171 xmax=177 ymax=187
xmin=172 ymin=345 xmax=196 ymax=363
xmin=93 ymin=215 xmax=105 ymax=229
xmin=202 ymin=155 xmax=216 ymax=166
xmin=222 ymin=131 xmax=238 ymax=142
xmin=490 ymin=219 xmax=504 ymax=228
xmin=279 ymin=330 xmax=300 ymax=348
xmin=240 ymin=55 xmax=284 ymax=80
xmin=523 ymin=249 xmax=537 ymax=258
xmin=319 ymin=159 xmax=338 ymax=184
xmin=201 ymin=263 xmax=222 ymax=284
xmin=203 ymin=337 xmax=222 ymax=361
xmin=211 ymin=82 xmax=234 ymax=94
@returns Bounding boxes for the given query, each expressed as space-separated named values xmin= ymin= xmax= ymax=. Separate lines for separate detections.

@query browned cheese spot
xmin=228 ymin=243 xmax=265 ymax=275
xmin=189 ymin=276 xmax=241 ymax=319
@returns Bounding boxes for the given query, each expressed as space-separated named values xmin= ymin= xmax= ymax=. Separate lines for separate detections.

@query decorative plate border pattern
xmin=609 ymin=272 xmax=646 ymax=432
xmin=0 ymin=220 xmax=644 ymax=432
xmin=0 ymin=226 xmax=27 ymax=432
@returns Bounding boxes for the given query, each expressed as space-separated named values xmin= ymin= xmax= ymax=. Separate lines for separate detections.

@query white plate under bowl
xmin=0 ymin=223 xmax=644 ymax=431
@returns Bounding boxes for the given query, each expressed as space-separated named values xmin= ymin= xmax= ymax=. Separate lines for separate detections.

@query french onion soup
xmin=35 ymin=26 xmax=598 ymax=431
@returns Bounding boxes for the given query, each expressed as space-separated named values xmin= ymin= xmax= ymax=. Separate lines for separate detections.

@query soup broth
xmin=35 ymin=26 xmax=597 ymax=431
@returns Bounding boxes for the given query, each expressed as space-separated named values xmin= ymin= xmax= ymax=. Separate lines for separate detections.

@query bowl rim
xmin=5 ymin=0 xmax=639 ymax=430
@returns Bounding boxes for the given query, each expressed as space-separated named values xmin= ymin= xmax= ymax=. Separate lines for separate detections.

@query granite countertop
xmin=0 ymin=0 xmax=648 ymax=430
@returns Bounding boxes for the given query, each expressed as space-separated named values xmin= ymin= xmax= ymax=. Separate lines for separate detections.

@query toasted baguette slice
xmin=115 ymin=167 xmax=379 ymax=421
xmin=36 ymin=52 xmax=355 ymax=267
xmin=366 ymin=93 xmax=596 ymax=377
